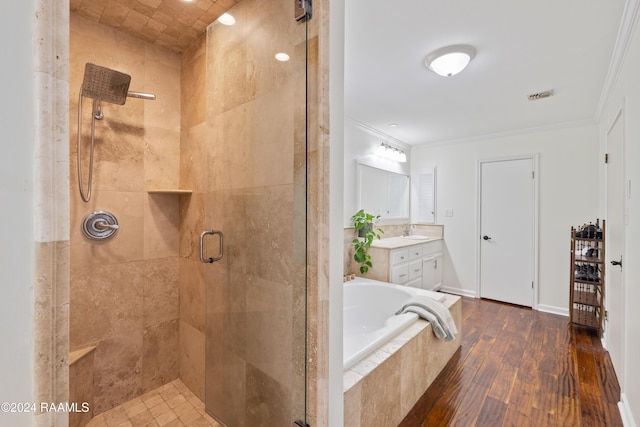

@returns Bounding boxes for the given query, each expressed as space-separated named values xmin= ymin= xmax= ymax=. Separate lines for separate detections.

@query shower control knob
xmin=81 ymin=211 xmax=119 ymax=241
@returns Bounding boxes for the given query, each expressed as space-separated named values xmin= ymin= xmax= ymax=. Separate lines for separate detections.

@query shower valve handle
xmin=96 ymin=221 xmax=119 ymax=230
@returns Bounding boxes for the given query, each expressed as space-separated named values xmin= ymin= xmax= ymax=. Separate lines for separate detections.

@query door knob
xmin=483 ymin=235 xmax=491 ymax=241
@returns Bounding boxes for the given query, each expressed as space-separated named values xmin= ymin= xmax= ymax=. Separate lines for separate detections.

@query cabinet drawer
xmin=391 ymin=263 xmax=409 ymax=284
xmin=422 ymin=240 xmax=443 ymax=256
xmin=409 ymin=260 xmax=423 ymax=280
xmin=391 ymin=249 xmax=409 ymax=265
xmin=408 ymin=246 xmax=423 ymax=260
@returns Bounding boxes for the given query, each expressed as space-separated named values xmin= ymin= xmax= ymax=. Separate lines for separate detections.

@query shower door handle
xmin=200 ymin=230 xmax=223 ymax=263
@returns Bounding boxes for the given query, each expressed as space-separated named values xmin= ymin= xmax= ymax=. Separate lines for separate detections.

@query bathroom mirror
xmin=357 ymin=163 xmax=410 ymax=222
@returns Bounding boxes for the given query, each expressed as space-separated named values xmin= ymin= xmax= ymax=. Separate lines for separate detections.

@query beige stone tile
xmin=125 ymin=401 xmax=148 ymax=418
xmin=155 ymin=410 xmax=178 ymax=426
xmin=142 ymin=257 xmax=179 ymax=327
xmin=178 ymin=321 xmax=205 ymax=401
xmin=162 ymin=419 xmax=186 ymax=427
xmin=144 ymin=127 xmax=181 ymax=191
xmin=180 ymin=44 xmax=206 ymax=129
xmin=142 ymin=319 xmax=179 ymax=392
xmin=149 ymin=402 xmax=171 ymax=418
xmin=159 ymin=384 xmax=181 ymax=402
xmin=94 ymin=262 xmax=145 ymax=339
xmin=121 ymin=397 xmax=144 ymax=410
xmin=173 ymin=400 xmax=196 ymax=420
xmin=179 ymin=258 xmax=206 ymax=333
xmin=179 ymin=122 xmax=206 ymax=193
xmin=130 ymin=410 xmax=159 ymax=427
xmin=165 ymin=393 xmax=187 ymax=410
xmin=178 ymin=192 xmax=205 ymax=260
xmin=143 ymin=193 xmax=180 ymax=260
xmin=69 ymin=348 xmax=95 ymax=427
xmin=343 ymin=380 xmax=362 ymax=427
xmin=93 ymin=333 xmax=144 ymax=414
xmin=360 ymin=352 xmax=402 ymax=427
xmin=142 ymin=392 xmax=164 ymax=410
xmin=144 ymin=56 xmax=181 ymax=131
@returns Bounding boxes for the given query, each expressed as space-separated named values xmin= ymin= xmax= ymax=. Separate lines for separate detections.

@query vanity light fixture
xmin=424 ymin=44 xmax=476 ymax=77
xmin=377 ymin=142 xmax=407 ymax=163
xmin=217 ymin=13 xmax=236 ymax=25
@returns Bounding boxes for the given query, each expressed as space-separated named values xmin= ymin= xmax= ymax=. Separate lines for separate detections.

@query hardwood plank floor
xmin=399 ymin=297 xmax=623 ymax=427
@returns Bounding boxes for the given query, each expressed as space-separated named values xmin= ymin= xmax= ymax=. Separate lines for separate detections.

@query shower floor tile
xmin=87 ymin=379 xmax=221 ymax=427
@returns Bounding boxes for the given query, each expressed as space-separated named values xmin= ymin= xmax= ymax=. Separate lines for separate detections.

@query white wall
xmin=411 ymin=124 xmax=599 ymax=312
xmin=343 ymin=118 xmax=410 ymax=226
xmin=598 ymin=3 xmax=640 ymax=423
xmin=0 ymin=1 xmax=35 ymax=425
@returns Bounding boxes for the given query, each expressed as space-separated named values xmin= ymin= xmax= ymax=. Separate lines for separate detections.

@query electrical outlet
xmin=445 ymin=209 xmax=454 ymax=217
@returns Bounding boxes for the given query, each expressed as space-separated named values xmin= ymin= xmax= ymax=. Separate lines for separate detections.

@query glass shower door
xmin=203 ymin=1 xmax=308 ymax=426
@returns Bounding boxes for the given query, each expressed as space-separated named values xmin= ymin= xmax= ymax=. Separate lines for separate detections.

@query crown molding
xmin=595 ymin=0 xmax=640 ymax=120
xmin=413 ymin=118 xmax=596 ymax=149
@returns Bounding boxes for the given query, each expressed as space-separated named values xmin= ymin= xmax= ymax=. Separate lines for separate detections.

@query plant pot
xmin=358 ymin=225 xmax=372 ymax=237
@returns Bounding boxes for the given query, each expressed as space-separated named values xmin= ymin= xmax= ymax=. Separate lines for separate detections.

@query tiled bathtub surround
xmin=344 ymin=294 xmax=462 ymax=427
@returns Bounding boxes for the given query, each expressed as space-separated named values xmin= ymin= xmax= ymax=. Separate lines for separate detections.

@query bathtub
xmin=343 ymin=277 xmax=445 ymax=370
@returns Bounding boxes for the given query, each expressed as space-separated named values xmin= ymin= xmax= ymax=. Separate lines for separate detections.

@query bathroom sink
xmin=401 ymin=235 xmax=431 ymax=240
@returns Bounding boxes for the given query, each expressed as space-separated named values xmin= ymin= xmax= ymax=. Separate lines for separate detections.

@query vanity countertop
xmin=371 ymin=236 xmax=443 ymax=250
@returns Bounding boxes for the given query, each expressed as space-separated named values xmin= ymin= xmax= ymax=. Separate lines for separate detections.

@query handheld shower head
xmin=81 ymin=63 xmax=131 ymax=105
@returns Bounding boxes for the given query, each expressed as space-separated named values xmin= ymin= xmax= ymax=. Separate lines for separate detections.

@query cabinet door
xmin=422 ymin=255 xmax=436 ymax=290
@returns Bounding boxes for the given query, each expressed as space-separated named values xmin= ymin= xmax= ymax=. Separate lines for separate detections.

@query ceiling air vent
xmin=528 ymin=89 xmax=554 ymax=101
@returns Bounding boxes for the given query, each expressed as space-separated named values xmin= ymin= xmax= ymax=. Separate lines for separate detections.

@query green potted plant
xmin=351 ymin=209 xmax=384 ymax=274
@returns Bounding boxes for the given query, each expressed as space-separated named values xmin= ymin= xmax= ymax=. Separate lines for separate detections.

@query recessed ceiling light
xmin=275 ymin=52 xmax=290 ymax=62
xmin=217 ymin=13 xmax=236 ymax=26
xmin=389 ymin=123 xmax=399 ymax=128
xmin=425 ymin=44 xmax=476 ymax=77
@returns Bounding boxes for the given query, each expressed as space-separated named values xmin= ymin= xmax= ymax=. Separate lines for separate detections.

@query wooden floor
xmin=399 ymin=297 xmax=623 ymax=427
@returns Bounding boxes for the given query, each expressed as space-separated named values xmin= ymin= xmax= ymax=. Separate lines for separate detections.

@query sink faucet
xmin=403 ymin=225 xmax=411 ymax=237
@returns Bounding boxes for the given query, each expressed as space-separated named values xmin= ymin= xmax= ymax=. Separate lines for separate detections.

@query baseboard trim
xmin=536 ymin=304 xmax=569 ymax=317
xmin=619 ymin=393 xmax=638 ymax=427
xmin=439 ymin=286 xmax=477 ymax=298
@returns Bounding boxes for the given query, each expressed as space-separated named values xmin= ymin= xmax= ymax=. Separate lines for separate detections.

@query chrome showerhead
xmin=81 ymin=63 xmax=131 ymax=105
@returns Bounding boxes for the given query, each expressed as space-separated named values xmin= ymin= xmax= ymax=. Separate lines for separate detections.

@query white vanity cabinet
xmin=366 ymin=239 xmax=443 ymax=290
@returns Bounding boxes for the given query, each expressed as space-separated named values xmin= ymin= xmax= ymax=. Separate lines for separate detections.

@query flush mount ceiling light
xmin=217 ymin=13 xmax=236 ymax=25
xmin=424 ymin=44 xmax=476 ymax=77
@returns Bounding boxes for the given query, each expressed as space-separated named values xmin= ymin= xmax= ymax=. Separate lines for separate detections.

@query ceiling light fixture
xmin=217 ymin=13 xmax=236 ymax=26
xmin=275 ymin=52 xmax=290 ymax=62
xmin=377 ymin=142 xmax=407 ymax=163
xmin=424 ymin=44 xmax=476 ymax=77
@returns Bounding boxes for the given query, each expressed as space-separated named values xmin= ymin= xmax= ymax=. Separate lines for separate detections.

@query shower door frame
xmin=201 ymin=2 xmax=310 ymax=426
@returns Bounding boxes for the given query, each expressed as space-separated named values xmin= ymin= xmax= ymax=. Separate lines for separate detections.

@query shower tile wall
xmin=69 ymin=13 xmax=182 ymax=415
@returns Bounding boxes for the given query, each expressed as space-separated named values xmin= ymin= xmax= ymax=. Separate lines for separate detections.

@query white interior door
xmin=606 ymin=110 xmax=625 ymax=385
xmin=479 ymin=158 xmax=535 ymax=307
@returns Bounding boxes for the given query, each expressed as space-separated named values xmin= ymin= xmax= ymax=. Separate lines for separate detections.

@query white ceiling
xmin=344 ymin=0 xmax=626 ymax=145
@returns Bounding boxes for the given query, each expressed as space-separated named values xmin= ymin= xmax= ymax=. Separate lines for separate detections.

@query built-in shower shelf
xmin=147 ymin=189 xmax=193 ymax=194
